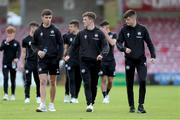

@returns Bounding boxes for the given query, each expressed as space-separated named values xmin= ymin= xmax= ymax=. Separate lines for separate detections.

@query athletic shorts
xmin=38 ymin=57 xmax=59 ymax=75
xmin=99 ymin=61 xmax=116 ymax=77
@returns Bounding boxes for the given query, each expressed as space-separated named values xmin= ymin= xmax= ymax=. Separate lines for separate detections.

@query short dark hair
xmin=100 ymin=20 xmax=109 ymax=27
xmin=123 ymin=9 xmax=136 ymax=19
xmin=29 ymin=21 xmax=39 ymax=27
xmin=41 ymin=9 xmax=53 ymax=16
xmin=69 ymin=19 xmax=79 ymax=28
xmin=82 ymin=11 xmax=96 ymax=20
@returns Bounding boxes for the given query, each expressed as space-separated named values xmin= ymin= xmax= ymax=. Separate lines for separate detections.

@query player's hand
xmin=59 ymin=59 xmax=65 ymax=69
xmin=100 ymin=27 xmax=107 ymax=34
xmin=97 ymin=54 xmax=103 ymax=61
xmin=125 ymin=48 xmax=131 ymax=54
xmin=6 ymin=39 xmax=10 ymax=43
xmin=13 ymin=58 xmax=19 ymax=63
xmin=64 ymin=55 xmax=70 ymax=61
xmin=150 ymin=58 xmax=156 ymax=64
xmin=19 ymin=63 xmax=24 ymax=71
xmin=6 ymin=38 xmax=13 ymax=43
xmin=38 ymin=50 xmax=46 ymax=59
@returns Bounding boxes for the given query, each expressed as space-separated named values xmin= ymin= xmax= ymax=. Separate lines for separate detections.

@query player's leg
xmin=99 ymin=63 xmax=108 ymax=103
xmin=49 ymin=75 xmax=57 ymax=103
xmin=24 ymin=68 xmax=32 ymax=103
xmin=67 ymin=64 xmax=77 ymax=103
xmin=90 ymin=61 xmax=100 ymax=107
xmin=101 ymin=75 xmax=108 ymax=103
xmin=36 ymin=60 xmax=48 ymax=112
xmin=33 ymin=68 xmax=41 ymax=103
xmin=75 ymin=65 xmax=82 ymax=101
xmin=107 ymin=77 xmax=113 ymax=94
xmin=80 ymin=61 xmax=93 ymax=112
xmin=48 ymin=58 xmax=59 ymax=112
xmin=64 ymin=66 xmax=70 ymax=103
xmin=10 ymin=67 xmax=16 ymax=101
xmin=106 ymin=61 xmax=116 ymax=96
xmin=125 ymin=58 xmax=136 ymax=112
xmin=136 ymin=57 xmax=147 ymax=113
xmin=2 ymin=66 xmax=9 ymax=100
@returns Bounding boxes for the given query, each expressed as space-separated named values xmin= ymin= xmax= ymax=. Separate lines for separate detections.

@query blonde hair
xmin=6 ymin=26 xmax=16 ymax=34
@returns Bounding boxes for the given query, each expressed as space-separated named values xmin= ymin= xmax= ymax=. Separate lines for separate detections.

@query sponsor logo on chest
xmin=50 ymin=30 xmax=55 ymax=36
xmin=69 ymin=38 xmax=73 ymax=42
xmin=93 ymin=33 xmax=99 ymax=40
xmin=136 ymin=31 xmax=142 ymax=38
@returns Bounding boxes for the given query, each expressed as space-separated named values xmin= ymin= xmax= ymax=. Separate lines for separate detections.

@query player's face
xmin=125 ymin=16 xmax=136 ymax=27
xmin=42 ymin=15 xmax=52 ymax=26
xmin=102 ymin=25 xmax=110 ymax=32
xmin=7 ymin=32 xmax=15 ymax=41
xmin=68 ymin=24 xmax=75 ymax=33
xmin=82 ymin=16 xmax=92 ymax=27
xmin=30 ymin=26 xmax=38 ymax=35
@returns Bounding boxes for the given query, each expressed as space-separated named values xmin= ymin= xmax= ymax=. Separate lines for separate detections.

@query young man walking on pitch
xmin=116 ymin=10 xmax=156 ymax=113
xmin=21 ymin=21 xmax=41 ymax=104
xmin=32 ymin=9 xmax=64 ymax=112
xmin=66 ymin=12 xmax=109 ymax=112
xmin=99 ymin=20 xmax=117 ymax=104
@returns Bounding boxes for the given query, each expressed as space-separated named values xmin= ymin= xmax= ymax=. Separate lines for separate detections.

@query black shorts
xmin=25 ymin=60 xmax=37 ymax=72
xmin=38 ymin=57 xmax=59 ymax=75
xmin=99 ymin=61 xmax=116 ymax=77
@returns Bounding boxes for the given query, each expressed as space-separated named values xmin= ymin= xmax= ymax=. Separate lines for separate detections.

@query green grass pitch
xmin=0 ymin=86 xmax=179 ymax=120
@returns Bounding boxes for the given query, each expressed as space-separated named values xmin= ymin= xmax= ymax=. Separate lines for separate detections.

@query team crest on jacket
xmin=3 ymin=65 xmax=7 ymax=68
xmin=127 ymin=33 xmax=130 ymax=37
xmin=137 ymin=32 xmax=141 ymax=35
xmin=40 ymin=32 xmax=43 ymax=36
xmin=13 ymin=43 xmax=17 ymax=47
xmin=84 ymin=35 xmax=87 ymax=39
xmin=51 ymin=30 xmax=54 ymax=34
xmin=94 ymin=34 xmax=98 ymax=37
xmin=28 ymin=41 xmax=32 ymax=46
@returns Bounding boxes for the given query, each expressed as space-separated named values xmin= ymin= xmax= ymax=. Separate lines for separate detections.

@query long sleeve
xmin=0 ymin=40 xmax=6 ymax=51
xmin=56 ymin=29 xmax=64 ymax=60
xmin=16 ymin=42 xmax=21 ymax=59
xmin=68 ymin=33 xmax=80 ymax=56
xmin=100 ymin=33 xmax=109 ymax=57
xmin=116 ymin=29 xmax=126 ymax=52
xmin=31 ymin=30 xmax=39 ymax=53
xmin=144 ymin=28 xmax=156 ymax=58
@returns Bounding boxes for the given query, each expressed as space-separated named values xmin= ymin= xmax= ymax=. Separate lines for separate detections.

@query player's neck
xmin=73 ymin=30 xmax=79 ymax=35
xmin=87 ymin=23 xmax=95 ymax=30
xmin=7 ymin=38 xmax=14 ymax=42
xmin=43 ymin=23 xmax=51 ymax=28
xmin=29 ymin=32 xmax=33 ymax=37
xmin=132 ymin=21 xmax=137 ymax=27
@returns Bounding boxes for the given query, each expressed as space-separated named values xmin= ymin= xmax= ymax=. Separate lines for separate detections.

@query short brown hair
xmin=123 ymin=9 xmax=136 ymax=19
xmin=29 ymin=21 xmax=39 ymax=27
xmin=100 ymin=20 xmax=109 ymax=27
xmin=6 ymin=26 xmax=16 ymax=34
xmin=69 ymin=19 xmax=79 ymax=28
xmin=41 ymin=9 xmax=53 ymax=16
xmin=82 ymin=11 xmax=96 ymax=20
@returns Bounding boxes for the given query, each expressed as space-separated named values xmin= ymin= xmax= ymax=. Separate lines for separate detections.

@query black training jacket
xmin=0 ymin=39 xmax=21 ymax=64
xmin=69 ymin=27 xmax=109 ymax=61
xmin=32 ymin=24 xmax=64 ymax=59
xmin=117 ymin=24 xmax=156 ymax=59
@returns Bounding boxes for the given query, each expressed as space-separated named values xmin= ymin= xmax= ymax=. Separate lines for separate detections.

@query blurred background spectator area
xmin=0 ymin=0 xmax=180 ymax=85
